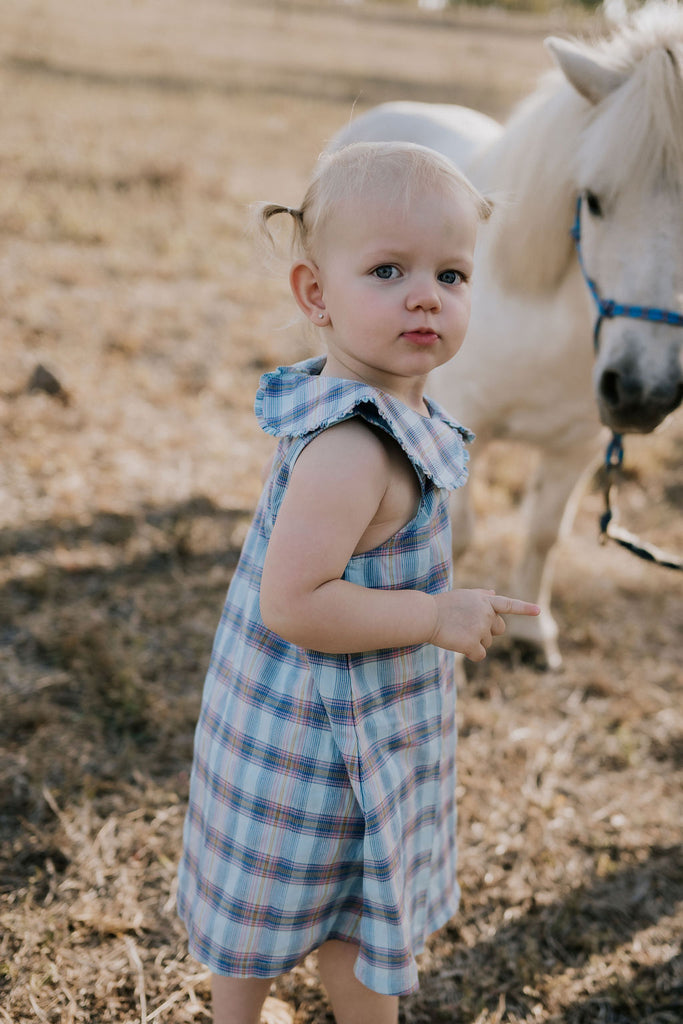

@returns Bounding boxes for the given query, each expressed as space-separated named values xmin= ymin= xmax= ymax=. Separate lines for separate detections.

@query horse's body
xmin=329 ymin=2 xmax=683 ymax=667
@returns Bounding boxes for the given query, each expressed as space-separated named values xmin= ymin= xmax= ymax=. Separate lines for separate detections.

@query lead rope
xmin=600 ymin=432 xmax=682 ymax=571
xmin=571 ymin=194 xmax=682 ymax=571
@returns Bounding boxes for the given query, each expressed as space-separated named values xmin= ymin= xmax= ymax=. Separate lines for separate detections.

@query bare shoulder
xmin=293 ymin=417 xmax=396 ymax=483
xmin=272 ymin=416 xmax=420 ymax=557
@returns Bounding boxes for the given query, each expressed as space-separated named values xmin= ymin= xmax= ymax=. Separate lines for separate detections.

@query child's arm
xmin=260 ymin=419 xmax=538 ymax=658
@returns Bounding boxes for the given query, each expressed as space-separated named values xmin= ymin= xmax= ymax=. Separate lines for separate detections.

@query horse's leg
xmin=506 ymin=440 xmax=600 ymax=669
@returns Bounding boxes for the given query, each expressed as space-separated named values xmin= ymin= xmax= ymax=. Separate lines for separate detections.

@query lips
xmin=402 ymin=329 xmax=439 ymax=345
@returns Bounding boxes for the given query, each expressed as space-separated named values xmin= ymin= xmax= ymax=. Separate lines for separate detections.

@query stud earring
xmin=318 ymin=312 xmax=325 ymax=319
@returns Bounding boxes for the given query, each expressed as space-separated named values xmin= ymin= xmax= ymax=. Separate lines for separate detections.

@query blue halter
xmin=570 ymin=193 xmax=683 ymax=353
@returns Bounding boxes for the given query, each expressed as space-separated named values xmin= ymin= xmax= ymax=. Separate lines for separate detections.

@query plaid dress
xmin=177 ymin=357 xmax=473 ymax=996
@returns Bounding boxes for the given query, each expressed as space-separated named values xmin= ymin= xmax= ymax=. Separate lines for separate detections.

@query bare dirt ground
xmin=0 ymin=1 xmax=681 ymax=1021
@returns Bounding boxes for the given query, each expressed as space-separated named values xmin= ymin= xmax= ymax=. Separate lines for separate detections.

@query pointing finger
xmin=491 ymin=595 xmax=541 ymax=617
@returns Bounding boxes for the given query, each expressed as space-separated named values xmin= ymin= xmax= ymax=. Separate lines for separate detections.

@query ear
xmin=545 ymin=36 xmax=627 ymax=105
xmin=289 ymin=260 xmax=327 ymax=325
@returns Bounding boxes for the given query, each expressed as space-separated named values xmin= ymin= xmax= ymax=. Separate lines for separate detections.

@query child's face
xmin=305 ymin=186 xmax=478 ymax=406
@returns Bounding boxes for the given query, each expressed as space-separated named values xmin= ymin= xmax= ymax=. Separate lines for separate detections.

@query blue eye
xmin=439 ymin=269 xmax=464 ymax=285
xmin=373 ymin=265 xmax=399 ymax=280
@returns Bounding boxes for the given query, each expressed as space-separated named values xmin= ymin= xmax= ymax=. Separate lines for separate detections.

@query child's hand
xmin=430 ymin=589 xmax=540 ymax=661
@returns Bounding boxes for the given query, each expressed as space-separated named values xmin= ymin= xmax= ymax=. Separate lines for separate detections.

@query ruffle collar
xmin=255 ymin=357 xmax=473 ymax=491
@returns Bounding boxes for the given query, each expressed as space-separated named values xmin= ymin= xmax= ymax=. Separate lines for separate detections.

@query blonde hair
xmin=256 ymin=141 xmax=492 ymax=261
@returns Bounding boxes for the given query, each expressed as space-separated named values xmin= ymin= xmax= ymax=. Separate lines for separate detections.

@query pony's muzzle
xmin=596 ymin=340 xmax=683 ymax=433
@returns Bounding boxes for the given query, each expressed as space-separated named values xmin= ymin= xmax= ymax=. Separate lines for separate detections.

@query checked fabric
xmin=177 ymin=357 xmax=472 ymax=995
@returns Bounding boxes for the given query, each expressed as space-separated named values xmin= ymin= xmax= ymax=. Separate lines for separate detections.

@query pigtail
xmin=261 ymin=204 xmax=304 ymax=226
xmin=254 ymin=202 xmax=307 ymax=257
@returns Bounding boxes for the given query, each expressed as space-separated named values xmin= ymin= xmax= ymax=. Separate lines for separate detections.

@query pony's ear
xmin=545 ymin=37 xmax=627 ymax=104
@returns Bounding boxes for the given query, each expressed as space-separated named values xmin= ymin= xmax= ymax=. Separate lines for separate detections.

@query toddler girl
xmin=177 ymin=141 xmax=539 ymax=1024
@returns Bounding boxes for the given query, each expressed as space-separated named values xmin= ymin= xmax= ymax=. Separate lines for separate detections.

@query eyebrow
xmin=365 ymin=248 xmax=474 ymax=270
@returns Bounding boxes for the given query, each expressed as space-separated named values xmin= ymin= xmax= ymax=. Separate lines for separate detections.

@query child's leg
xmin=211 ymin=973 xmax=273 ymax=1024
xmin=317 ymin=940 xmax=399 ymax=1024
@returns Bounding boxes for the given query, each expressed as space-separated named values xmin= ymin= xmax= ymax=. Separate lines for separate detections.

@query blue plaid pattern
xmin=177 ymin=358 xmax=472 ymax=995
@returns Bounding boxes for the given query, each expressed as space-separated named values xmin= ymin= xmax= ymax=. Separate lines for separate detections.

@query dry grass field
xmin=1 ymin=1 xmax=681 ymax=1021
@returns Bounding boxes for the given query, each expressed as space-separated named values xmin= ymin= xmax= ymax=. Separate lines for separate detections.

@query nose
xmin=406 ymin=276 xmax=441 ymax=312
xmin=596 ymin=342 xmax=683 ymax=432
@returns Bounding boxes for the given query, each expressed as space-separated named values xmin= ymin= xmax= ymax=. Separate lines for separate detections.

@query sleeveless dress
xmin=177 ymin=356 xmax=473 ymax=996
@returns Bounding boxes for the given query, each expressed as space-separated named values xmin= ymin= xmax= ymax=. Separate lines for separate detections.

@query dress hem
xmin=182 ymin=894 xmax=460 ymax=997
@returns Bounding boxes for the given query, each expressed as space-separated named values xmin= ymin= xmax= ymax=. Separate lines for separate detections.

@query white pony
xmin=329 ymin=1 xmax=683 ymax=668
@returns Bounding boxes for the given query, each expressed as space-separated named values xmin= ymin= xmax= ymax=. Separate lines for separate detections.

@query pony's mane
xmin=479 ymin=1 xmax=683 ymax=294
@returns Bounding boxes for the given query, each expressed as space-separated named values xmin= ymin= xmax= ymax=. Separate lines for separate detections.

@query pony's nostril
xmin=601 ymin=370 xmax=621 ymax=407
xmin=600 ymin=364 xmax=644 ymax=409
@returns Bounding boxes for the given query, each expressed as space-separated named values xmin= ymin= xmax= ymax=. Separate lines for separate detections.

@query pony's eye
xmin=585 ymin=190 xmax=603 ymax=217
